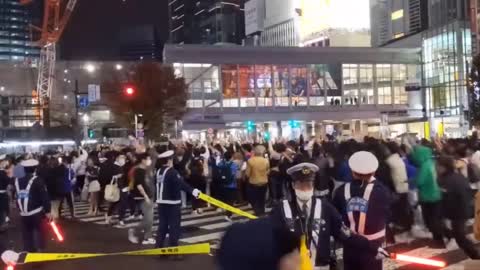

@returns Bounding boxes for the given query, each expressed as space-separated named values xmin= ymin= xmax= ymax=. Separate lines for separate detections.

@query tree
xmin=469 ymin=54 xmax=480 ymax=128
xmin=102 ymin=62 xmax=188 ymax=140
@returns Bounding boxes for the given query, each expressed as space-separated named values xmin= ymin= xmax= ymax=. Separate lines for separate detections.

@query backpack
xmin=219 ymin=161 xmax=234 ymax=186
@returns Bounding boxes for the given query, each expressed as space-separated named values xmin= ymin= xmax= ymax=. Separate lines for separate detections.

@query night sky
xmin=60 ymin=0 xmax=169 ymax=60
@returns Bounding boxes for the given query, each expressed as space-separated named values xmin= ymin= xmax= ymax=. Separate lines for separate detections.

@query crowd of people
xmin=1 ymin=132 xmax=480 ymax=268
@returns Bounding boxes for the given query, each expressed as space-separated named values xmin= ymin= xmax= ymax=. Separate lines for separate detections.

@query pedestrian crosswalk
xmin=64 ymin=201 xmax=480 ymax=269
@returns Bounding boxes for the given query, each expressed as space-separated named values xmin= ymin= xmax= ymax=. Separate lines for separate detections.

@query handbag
xmin=104 ymin=175 xmax=120 ymax=202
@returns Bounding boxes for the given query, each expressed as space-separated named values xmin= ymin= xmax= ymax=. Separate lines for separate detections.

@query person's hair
xmin=232 ymin=151 xmax=244 ymax=161
xmin=136 ymin=153 xmax=150 ymax=162
xmin=223 ymin=151 xmax=233 ymax=161
xmin=386 ymin=142 xmax=401 ymax=155
xmin=436 ymin=155 xmax=455 ymax=175
xmin=63 ymin=155 xmax=73 ymax=164
xmin=193 ymin=148 xmax=202 ymax=157
xmin=254 ymin=145 xmax=266 ymax=156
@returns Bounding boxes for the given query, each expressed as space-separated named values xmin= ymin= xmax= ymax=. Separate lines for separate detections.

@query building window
xmin=290 ymin=66 xmax=308 ymax=106
xmin=391 ymin=9 xmax=404 ymax=20
xmin=393 ymin=64 xmax=408 ymax=104
xmin=239 ymin=65 xmax=255 ymax=107
xmin=359 ymin=64 xmax=374 ymax=104
xmin=343 ymin=64 xmax=359 ymax=105
xmin=255 ymin=65 xmax=273 ymax=107
xmin=222 ymin=64 xmax=239 ymax=108
xmin=376 ymin=64 xmax=392 ymax=105
xmin=273 ymin=65 xmax=289 ymax=106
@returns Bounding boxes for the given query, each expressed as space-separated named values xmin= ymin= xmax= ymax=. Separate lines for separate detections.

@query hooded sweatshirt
xmin=410 ymin=146 xmax=441 ymax=203
xmin=385 ymin=153 xmax=409 ymax=194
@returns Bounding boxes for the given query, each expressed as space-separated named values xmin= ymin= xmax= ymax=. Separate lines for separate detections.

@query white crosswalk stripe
xmin=64 ymin=201 xmax=479 ymax=269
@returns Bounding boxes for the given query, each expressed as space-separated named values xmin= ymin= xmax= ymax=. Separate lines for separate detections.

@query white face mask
xmin=295 ymin=189 xmax=313 ymax=202
xmin=145 ymin=159 xmax=152 ymax=167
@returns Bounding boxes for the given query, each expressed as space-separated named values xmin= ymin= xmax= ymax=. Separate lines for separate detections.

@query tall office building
xmin=0 ymin=0 xmax=39 ymax=61
xmin=168 ymin=0 xmax=245 ymax=45
xmin=370 ymin=0 xmax=428 ymax=47
xmin=260 ymin=0 xmax=371 ymax=47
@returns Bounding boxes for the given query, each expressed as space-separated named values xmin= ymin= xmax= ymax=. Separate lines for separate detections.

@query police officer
xmin=218 ymin=161 xmax=387 ymax=270
xmin=15 ymin=159 xmax=52 ymax=252
xmin=155 ymin=148 xmax=200 ymax=257
xmin=272 ymin=162 xmax=383 ymax=270
xmin=333 ymin=151 xmax=392 ymax=270
xmin=0 ymin=155 xmax=10 ymax=226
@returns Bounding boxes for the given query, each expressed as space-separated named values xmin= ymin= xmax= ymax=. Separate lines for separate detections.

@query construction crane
xmin=20 ymin=0 xmax=78 ymax=126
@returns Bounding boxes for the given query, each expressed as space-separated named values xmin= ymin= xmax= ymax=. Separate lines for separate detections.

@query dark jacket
xmin=45 ymin=165 xmax=66 ymax=199
xmin=16 ymin=173 xmax=51 ymax=214
xmin=438 ymin=172 xmax=472 ymax=220
xmin=155 ymin=165 xmax=193 ymax=204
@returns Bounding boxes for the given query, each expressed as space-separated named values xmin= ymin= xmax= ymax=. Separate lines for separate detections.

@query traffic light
xmin=246 ymin=121 xmax=255 ymax=133
xmin=289 ymin=120 xmax=300 ymax=128
xmin=263 ymin=131 xmax=271 ymax=141
xmin=88 ymin=128 xmax=94 ymax=138
xmin=124 ymin=85 xmax=135 ymax=96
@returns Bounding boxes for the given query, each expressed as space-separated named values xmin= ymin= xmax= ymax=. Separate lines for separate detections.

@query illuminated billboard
xmin=298 ymin=0 xmax=370 ymax=43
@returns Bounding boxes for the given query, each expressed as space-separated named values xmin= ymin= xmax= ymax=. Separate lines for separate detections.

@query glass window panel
xmin=221 ymin=65 xmax=239 ymax=108
xmin=255 ymin=65 xmax=273 ymax=107
xmin=272 ymin=65 xmax=289 ymax=106
xmin=290 ymin=65 xmax=307 ymax=106
xmin=239 ymin=65 xmax=255 ymax=107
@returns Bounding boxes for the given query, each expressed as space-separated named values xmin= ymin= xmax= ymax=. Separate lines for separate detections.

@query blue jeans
xmin=156 ymin=204 xmax=181 ymax=248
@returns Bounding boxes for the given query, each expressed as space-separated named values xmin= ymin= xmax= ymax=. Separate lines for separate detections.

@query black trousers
xmin=156 ymin=204 xmax=181 ymax=248
xmin=246 ymin=183 xmax=267 ymax=216
xmin=0 ymin=194 xmax=9 ymax=224
xmin=107 ymin=191 xmax=130 ymax=220
xmin=445 ymin=219 xmax=480 ymax=259
xmin=59 ymin=192 xmax=74 ymax=218
xmin=222 ymin=187 xmax=237 ymax=217
xmin=75 ymin=175 xmax=86 ymax=196
xmin=420 ymin=201 xmax=443 ymax=241
xmin=21 ymin=213 xmax=46 ymax=252
xmin=391 ymin=193 xmax=413 ymax=231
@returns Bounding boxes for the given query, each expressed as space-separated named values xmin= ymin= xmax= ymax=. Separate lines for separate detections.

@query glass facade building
xmin=0 ymin=0 xmax=39 ymax=61
xmin=176 ymin=62 xmax=418 ymax=110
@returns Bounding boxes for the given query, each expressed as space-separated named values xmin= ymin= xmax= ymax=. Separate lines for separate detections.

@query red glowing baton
xmin=49 ymin=221 xmax=64 ymax=242
xmin=6 ymin=264 xmax=14 ymax=270
xmin=390 ymin=253 xmax=446 ymax=268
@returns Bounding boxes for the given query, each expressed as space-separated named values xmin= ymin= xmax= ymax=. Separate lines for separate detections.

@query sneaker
xmin=224 ymin=216 xmax=233 ymax=222
xmin=216 ymin=208 xmax=223 ymax=213
xmin=197 ymin=208 xmax=203 ymax=214
xmin=5 ymin=217 xmax=9 ymax=223
xmin=105 ymin=214 xmax=111 ymax=225
xmin=128 ymin=229 xmax=139 ymax=244
xmin=445 ymin=239 xmax=458 ymax=251
xmin=395 ymin=232 xmax=410 ymax=244
xmin=125 ymin=215 xmax=135 ymax=221
xmin=192 ymin=210 xmax=199 ymax=216
xmin=142 ymin=238 xmax=156 ymax=245
xmin=118 ymin=221 xmax=125 ymax=227
xmin=136 ymin=214 xmax=143 ymax=219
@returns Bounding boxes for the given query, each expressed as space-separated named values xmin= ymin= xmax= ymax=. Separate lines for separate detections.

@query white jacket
xmin=386 ymin=153 xmax=409 ymax=194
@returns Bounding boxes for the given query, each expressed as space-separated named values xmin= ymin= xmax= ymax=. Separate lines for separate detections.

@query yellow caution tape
xmin=20 ymin=243 xmax=210 ymax=264
xmin=198 ymin=193 xmax=258 ymax=219
xmin=299 ymin=235 xmax=313 ymax=270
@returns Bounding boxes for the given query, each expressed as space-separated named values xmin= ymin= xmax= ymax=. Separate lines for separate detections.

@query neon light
xmin=50 ymin=221 xmax=64 ymax=242
xmin=0 ymin=140 xmax=76 ymax=147
xmin=391 ymin=253 xmax=446 ymax=268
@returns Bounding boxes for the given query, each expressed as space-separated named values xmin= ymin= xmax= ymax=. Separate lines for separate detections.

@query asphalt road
xmin=1 ymin=217 xmax=216 ymax=270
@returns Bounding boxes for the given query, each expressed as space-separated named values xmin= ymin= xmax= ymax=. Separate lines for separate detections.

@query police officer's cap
xmin=286 ymin=162 xmax=319 ymax=182
xmin=158 ymin=150 xmax=174 ymax=159
xmin=21 ymin=159 xmax=39 ymax=168
xmin=348 ymin=151 xmax=378 ymax=175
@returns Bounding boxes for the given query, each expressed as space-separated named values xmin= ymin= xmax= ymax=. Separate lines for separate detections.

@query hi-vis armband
xmin=198 ymin=193 xmax=257 ymax=219
xmin=4 ymin=243 xmax=211 ymax=265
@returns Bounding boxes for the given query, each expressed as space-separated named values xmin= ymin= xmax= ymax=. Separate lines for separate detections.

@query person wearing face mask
xmin=105 ymin=153 xmax=127 ymax=225
xmin=154 ymin=147 xmax=201 ymax=260
xmin=270 ymin=161 xmax=384 ymax=270
xmin=333 ymin=151 xmax=392 ymax=270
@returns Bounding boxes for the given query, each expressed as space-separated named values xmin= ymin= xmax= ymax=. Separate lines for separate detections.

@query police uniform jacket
xmin=16 ymin=173 xmax=51 ymax=216
xmin=156 ymin=166 xmax=193 ymax=205
xmin=271 ymin=198 xmax=377 ymax=266
xmin=333 ymin=179 xmax=391 ymax=259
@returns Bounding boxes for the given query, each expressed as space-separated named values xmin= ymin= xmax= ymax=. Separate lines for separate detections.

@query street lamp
xmin=84 ymin=63 xmax=96 ymax=73
xmin=82 ymin=114 xmax=89 ymax=123
xmin=115 ymin=64 xmax=123 ymax=70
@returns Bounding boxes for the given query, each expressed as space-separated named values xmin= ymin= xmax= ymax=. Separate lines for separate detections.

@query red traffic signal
xmin=124 ymin=86 xmax=135 ymax=96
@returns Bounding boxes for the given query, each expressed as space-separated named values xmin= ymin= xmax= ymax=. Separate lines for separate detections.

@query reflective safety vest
xmin=15 ymin=176 xmax=43 ymax=216
xmin=344 ymin=180 xmax=385 ymax=241
xmin=282 ymin=199 xmax=323 ymax=266
xmin=156 ymin=167 xmax=181 ymax=205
